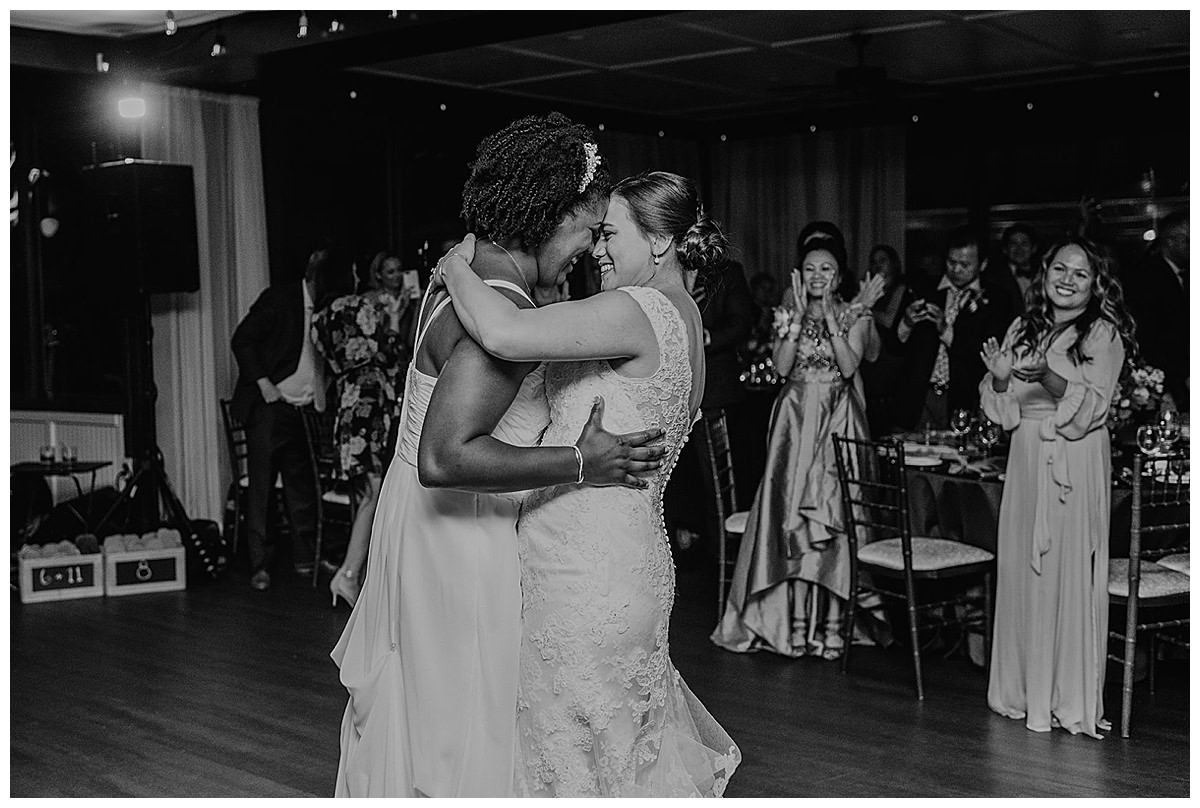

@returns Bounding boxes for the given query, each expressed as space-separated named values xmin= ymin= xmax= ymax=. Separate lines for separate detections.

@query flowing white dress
xmin=331 ymin=280 xmax=549 ymax=797
xmin=981 ymin=318 xmax=1124 ymax=738
xmin=513 ymin=286 xmax=740 ymax=797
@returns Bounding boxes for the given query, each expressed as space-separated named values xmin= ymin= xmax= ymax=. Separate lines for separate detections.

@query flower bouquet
xmin=1108 ymin=361 xmax=1165 ymax=431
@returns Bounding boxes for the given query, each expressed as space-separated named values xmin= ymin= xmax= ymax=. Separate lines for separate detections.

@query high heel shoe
xmin=330 ymin=568 xmax=360 ymax=609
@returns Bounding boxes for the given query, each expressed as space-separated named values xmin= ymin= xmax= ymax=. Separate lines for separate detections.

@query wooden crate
xmin=18 ymin=554 xmax=104 ymax=604
xmin=103 ymin=547 xmax=187 ymax=597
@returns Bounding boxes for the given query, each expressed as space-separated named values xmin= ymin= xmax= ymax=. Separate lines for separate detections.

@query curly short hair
xmin=461 ymin=112 xmax=611 ymax=250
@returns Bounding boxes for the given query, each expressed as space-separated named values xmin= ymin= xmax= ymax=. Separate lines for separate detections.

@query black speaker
xmin=78 ymin=159 xmax=200 ymax=295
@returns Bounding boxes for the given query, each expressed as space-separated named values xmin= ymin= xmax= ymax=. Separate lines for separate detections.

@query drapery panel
xmin=709 ymin=126 xmax=906 ymax=286
xmin=140 ymin=84 xmax=269 ymax=523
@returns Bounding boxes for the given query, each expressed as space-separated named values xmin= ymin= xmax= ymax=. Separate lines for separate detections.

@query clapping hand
xmin=430 ymin=233 xmax=478 ymax=288
xmin=852 ymin=273 xmax=888 ymax=311
xmin=1011 ymin=353 xmax=1049 ymax=384
xmin=789 ymin=269 xmax=806 ymax=316
xmin=979 ymin=337 xmax=1012 ymax=382
xmin=574 ymin=397 xmax=667 ymax=488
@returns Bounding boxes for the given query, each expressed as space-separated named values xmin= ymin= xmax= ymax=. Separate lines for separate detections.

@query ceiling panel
xmin=366 ymin=47 xmax=595 ymax=89
xmin=490 ymin=69 xmax=750 ymax=117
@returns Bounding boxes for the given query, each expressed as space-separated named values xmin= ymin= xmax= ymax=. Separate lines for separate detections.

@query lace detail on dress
xmin=515 ymin=285 xmax=739 ymax=797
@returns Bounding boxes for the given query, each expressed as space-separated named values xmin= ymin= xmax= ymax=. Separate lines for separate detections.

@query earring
xmin=653 ymin=254 xmax=661 ymax=266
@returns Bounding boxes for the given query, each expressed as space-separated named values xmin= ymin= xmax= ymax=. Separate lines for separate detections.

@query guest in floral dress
xmin=313 ymin=252 xmax=414 ymax=607
xmin=712 ymin=236 xmax=881 ymax=659
xmin=979 ymin=237 xmax=1136 ymax=737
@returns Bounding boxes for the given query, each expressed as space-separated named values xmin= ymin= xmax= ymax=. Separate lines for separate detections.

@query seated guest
xmin=980 ymin=237 xmax=1135 ymax=737
xmin=712 ymin=236 xmax=875 ymax=660
xmin=1123 ymin=209 xmax=1189 ymax=409
xmin=312 ymin=251 xmax=414 ymax=608
xmin=894 ymin=226 xmax=1014 ymax=430
xmin=985 ymin=222 xmax=1039 ymax=314
xmin=860 ymin=243 xmax=908 ymax=435
xmin=231 ymin=248 xmax=353 ymax=591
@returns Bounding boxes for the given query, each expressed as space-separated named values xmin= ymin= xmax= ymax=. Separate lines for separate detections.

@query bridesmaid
xmin=712 ymin=236 xmax=881 ymax=659
xmin=979 ymin=237 xmax=1136 ymax=738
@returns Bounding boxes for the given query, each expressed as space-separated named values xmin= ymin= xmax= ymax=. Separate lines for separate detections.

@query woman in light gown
xmin=438 ymin=171 xmax=741 ymax=796
xmin=711 ymin=237 xmax=880 ymax=659
xmin=331 ymin=113 xmax=665 ymax=797
xmin=979 ymin=237 xmax=1135 ymax=738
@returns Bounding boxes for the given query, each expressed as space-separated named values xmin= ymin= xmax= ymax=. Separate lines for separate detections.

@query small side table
xmin=11 ymin=461 xmax=113 ymax=534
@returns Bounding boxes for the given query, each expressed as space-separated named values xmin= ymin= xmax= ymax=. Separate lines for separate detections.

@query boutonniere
xmin=962 ymin=289 xmax=988 ymax=314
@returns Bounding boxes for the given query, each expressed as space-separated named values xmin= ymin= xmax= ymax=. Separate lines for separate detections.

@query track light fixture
xmin=297 ymin=11 xmax=308 ymax=38
xmin=211 ymin=34 xmax=227 ymax=57
xmin=388 ymin=10 xmax=399 ymax=19
xmin=165 ymin=11 xmax=177 ymax=36
xmin=329 ymin=17 xmax=345 ymax=33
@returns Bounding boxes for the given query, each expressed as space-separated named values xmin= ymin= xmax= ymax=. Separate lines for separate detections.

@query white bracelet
xmin=571 ymin=445 xmax=585 ymax=484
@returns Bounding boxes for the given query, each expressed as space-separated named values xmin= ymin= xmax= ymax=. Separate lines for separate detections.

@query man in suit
xmin=894 ymin=226 xmax=1014 ymax=430
xmin=1124 ymin=210 xmax=1189 ymax=409
xmin=231 ymin=248 xmax=349 ymax=590
xmin=984 ymin=222 xmax=1038 ymax=315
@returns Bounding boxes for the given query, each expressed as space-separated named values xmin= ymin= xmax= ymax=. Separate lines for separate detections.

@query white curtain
xmin=710 ymin=125 xmax=906 ymax=285
xmin=140 ymin=84 xmax=270 ymax=522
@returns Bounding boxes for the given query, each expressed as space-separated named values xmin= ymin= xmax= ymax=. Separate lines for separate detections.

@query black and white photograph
xmin=9 ymin=7 xmax=1190 ymax=798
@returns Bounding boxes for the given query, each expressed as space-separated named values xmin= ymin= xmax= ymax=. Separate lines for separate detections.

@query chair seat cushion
xmin=1157 ymin=553 xmax=1190 ymax=576
xmin=858 ymin=536 xmax=994 ymax=572
xmin=1108 ymin=559 xmax=1190 ymax=599
xmin=724 ymin=511 xmax=749 ymax=535
xmin=322 ymin=490 xmax=351 ymax=506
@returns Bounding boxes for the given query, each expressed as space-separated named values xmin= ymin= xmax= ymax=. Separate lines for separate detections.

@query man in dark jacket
xmin=894 ymin=227 xmax=1014 ymax=430
xmin=230 ymin=249 xmax=347 ymax=590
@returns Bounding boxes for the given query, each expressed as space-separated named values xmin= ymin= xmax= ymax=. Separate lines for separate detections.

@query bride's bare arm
xmin=419 ymin=332 xmax=664 ymax=492
xmin=440 ymin=253 xmax=652 ymax=364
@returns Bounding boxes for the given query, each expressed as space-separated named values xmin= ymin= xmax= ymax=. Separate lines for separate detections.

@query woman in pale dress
xmin=711 ymin=237 xmax=881 ymax=659
xmin=979 ymin=237 xmax=1136 ymax=738
xmin=331 ymin=113 xmax=665 ymax=797
xmin=437 ymin=171 xmax=741 ymax=796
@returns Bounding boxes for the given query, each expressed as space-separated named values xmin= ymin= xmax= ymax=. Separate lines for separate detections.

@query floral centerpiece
xmin=1107 ymin=361 xmax=1165 ymax=431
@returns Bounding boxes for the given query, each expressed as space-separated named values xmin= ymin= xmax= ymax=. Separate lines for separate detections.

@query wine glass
xmin=1136 ymin=424 xmax=1161 ymax=456
xmin=1157 ymin=409 xmax=1180 ymax=452
xmin=950 ymin=409 xmax=972 ymax=452
xmin=978 ymin=420 xmax=1002 ymax=458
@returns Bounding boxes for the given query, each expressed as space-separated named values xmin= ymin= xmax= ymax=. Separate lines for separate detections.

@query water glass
xmin=1157 ymin=410 xmax=1180 ymax=451
xmin=950 ymin=409 xmax=972 ymax=451
xmin=979 ymin=420 xmax=1002 ymax=457
xmin=39 ymin=444 xmax=56 ymax=464
xmin=61 ymin=445 xmax=78 ymax=463
xmin=1136 ymin=424 xmax=1161 ymax=456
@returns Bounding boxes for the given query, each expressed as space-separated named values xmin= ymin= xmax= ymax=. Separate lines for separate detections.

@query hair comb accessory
xmin=578 ymin=142 xmax=600 ymax=193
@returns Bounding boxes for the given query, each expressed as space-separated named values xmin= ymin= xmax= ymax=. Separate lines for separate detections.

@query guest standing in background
xmin=312 ymin=251 xmax=414 ymax=607
xmin=231 ymin=248 xmax=353 ymax=591
xmin=985 ymin=222 xmax=1039 ymax=315
xmin=712 ymin=236 xmax=876 ymax=660
xmin=894 ymin=226 xmax=1014 ymax=430
xmin=1123 ymin=209 xmax=1189 ymax=410
xmin=979 ymin=237 xmax=1135 ymax=738
xmin=859 ymin=243 xmax=908 ymax=436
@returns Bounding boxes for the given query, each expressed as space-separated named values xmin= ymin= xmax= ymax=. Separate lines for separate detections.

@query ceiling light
xmin=349 ymin=90 xmax=357 ymax=100
xmin=1143 ymin=229 xmax=1156 ymax=242
xmin=211 ymin=35 xmax=226 ymax=57
xmin=597 ymin=123 xmax=605 ymax=132
xmin=388 ymin=10 xmax=399 ymax=19
xmin=329 ymin=18 xmax=345 ymax=33
xmin=297 ymin=12 xmax=308 ymax=38
xmin=165 ymin=11 xmax=177 ymax=36
xmin=1153 ymin=90 xmax=1161 ymax=99
xmin=95 ymin=52 xmax=109 ymax=73
xmin=439 ymin=103 xmax=447 ymax=111
xmin=720 ymin=134 xmax=727 ymax=142
xmin=657 ymin=130 xmax=665 ymax=138
xmin=809 ymin=124 xmax=817 ymax=133
xmin=118 ymin=97 xmax=146 ymax=118
xmin=911 ymin=114 xmax=919 ymax=123
xmin=1025 ymin=102 xmax=1034 ymax=111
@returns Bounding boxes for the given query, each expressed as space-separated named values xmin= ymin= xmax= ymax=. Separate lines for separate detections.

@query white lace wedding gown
xmin=513 ymin=286 xmax=741 ymax=797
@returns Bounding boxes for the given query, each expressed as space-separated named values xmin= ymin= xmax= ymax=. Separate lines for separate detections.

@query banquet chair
xmin=218 ymin=399 xmax=290 ymax=560
xmin=299 ymin=406 xmax=355 ymax=587
xmin=1107 ymin=450 xmax=1190 ymax=738
xmin=832 ymin=434 xmax=996 ymax=700
xmin=701 ymin=409 xmax=748 ymax=617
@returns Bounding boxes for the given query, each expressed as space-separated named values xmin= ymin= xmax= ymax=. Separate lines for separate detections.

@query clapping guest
xmin=712 ymin=236 xmax=879 ymax=659
xmin=312 ymin=251 xmax=414 ymax=607
xmin=860 ymin=244 xmax=908 ymax=435
xmin=980 ymin=237 xmax=1135 ymax=738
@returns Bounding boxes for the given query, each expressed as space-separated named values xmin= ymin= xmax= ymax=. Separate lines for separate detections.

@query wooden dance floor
xmin=10 ymin=560 xmax=1189 ymax=797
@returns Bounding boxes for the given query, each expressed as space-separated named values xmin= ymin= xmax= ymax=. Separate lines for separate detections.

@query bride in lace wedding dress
xmin=439 ymin=171 xmax=741 ymax=797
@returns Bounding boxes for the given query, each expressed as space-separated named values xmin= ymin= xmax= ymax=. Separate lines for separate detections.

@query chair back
xmin=700 ymin=409 xmax=739 ymax=614
xmin=832 ymin=434 xmax=912 ymax=574
xmin=218 ymin=399 xmax=249 ymax=481
xmin=299 ymin=407 xmax=342 ymax=492
xmin=1128 ymin=449 xmax=1190 ymax=586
